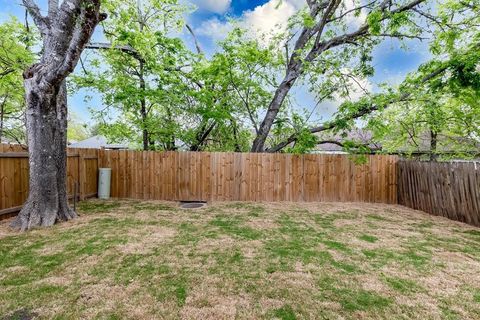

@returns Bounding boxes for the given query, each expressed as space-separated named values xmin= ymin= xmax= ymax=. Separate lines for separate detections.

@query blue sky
xmin=0 ymin=0 xmax=430 ymax=124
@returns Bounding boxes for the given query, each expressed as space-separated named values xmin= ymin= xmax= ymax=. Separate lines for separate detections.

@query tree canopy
xmin=0 ymin=18 xmax=35 ymax=144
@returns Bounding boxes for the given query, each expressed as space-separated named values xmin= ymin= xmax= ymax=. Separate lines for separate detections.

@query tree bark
xmin=139 ymin=60 xmax=149 ymax=151
xmin=266 ymin=64 xmax=450 ymax=153
xmin=12 ymin=81 xmax=76 ymax=229
xmin=12 ymin=0 xmax=105 ymax=230
xmin=430 ymin=130 xmax=438 ymax=162
xmin=251 ymin=69 xmax=298 ymax=152
xmin=190 ymin=120 xmax=216 ymax=151
xmin=0 ymin=96 xmax=5 ymax=143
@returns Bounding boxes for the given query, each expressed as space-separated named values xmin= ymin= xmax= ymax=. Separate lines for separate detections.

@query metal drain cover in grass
xmin=179 ymin=201 xmax=207 ymax=209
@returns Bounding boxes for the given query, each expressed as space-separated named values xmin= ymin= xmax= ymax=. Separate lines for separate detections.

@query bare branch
xmin=328 ymin=1 xmax=376 ymax=23
xmin=85 ymin=42 xmax=144 ymax=61
xmin=185 ymin=24 xmax=203 ymax=55
xmin=22 ymin=0 xmax=48 ymax=34
xmin=312 ymin=0 xmax=342 ymax=49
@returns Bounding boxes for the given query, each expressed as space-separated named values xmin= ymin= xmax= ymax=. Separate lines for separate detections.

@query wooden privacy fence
xmin=398 ymin=160 xmax=480 ymax=227
xmin=0 ymin=145 xmax=399 ymax=219
xmin=3 ymin=144 xmax=480 ymax=228
xmin=99 ymin=150 xmax=398 ymax=204
xmin=0 ymin=144 xmax=99 ymax=218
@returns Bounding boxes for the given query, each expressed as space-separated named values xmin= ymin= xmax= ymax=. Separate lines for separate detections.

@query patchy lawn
xmin=1 ymin=200 xmax=480 ymax=319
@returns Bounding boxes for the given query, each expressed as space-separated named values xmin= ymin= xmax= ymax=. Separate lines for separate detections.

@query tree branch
xmin=48 ymin=0 xmax=59 ymax=18
xmin=22 ymin=0 xmax=48 ymax=34
xmin=45 ymin=0 xmax=106 ymax=86
xmin=266 ymin=63 xmax=449 ymax=153
xmin=185 ymin=24 xmax=203 ymax=55
xmin=85 ymin=42 xmax=144 ymax=61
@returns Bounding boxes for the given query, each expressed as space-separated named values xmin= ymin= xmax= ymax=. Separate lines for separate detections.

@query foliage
xmin=367 ymin=1 xmax=480 ymax=159
xmin=72 ymin=0 xmax=190 ymax=150
xmin=320 ymin=1 xmax=480 ymax=159
xmin=74 ymin=0 xmax=281 ymax=151
xmin=67 ymin=113 xmax=90 ymax=142
xmin=69 ymin=0 xmax=479 ymax=157
xmin=0 ymin=18 xmax=35 ymax=143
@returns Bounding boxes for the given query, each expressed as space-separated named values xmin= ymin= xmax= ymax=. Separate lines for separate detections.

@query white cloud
xmin=193 ymin=0 xmax=369 ymax=43
xmin=241 ymin=0 xmax=304 ymax=39
xmin=194 ymin=0 xmax=304 ymax=42
xmin=343 ymin=0 xmax=367 ymax=29
xmin=191 ymin=0 xmax=232 ymax=14
xmin=195 ymin=17 xmax=234 ymax=40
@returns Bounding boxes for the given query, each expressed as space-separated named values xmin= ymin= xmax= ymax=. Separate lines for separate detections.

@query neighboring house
xmin=396 ymin=132 xmax=479 ymax=154
xmin=313 ymin=128 xmax=479 ymax=159
xmin=313 ymin=129 xmax=381 ymax=154
xmin=69 ymin=135 xmax=128 ymax=150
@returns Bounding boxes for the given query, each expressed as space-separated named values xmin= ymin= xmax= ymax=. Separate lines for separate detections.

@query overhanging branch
xmin=85 ymin=42 xmax=144 ymax=62
xmin=266 ymin=64 xmax=449 ymax=153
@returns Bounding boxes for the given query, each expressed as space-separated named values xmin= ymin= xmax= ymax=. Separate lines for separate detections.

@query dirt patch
xmin=245 ymin=218 xmax=277 ymax=230
xmin=35 ymin=276 xmax=71 ymax=287
xmin=195 ymin=236 xmax=236 ymax=254
xmin=1 ymin=309 xmax=38 ymax=320
xmin=268 ymin=263 xmax=316 ymax=291
xmin=181 ymin=294 xmax=250 ymax=320
xmin=76 ymin=281 xmax=157 ymax=319
xmin=116 ymin=226 xmax=176 ymax=254
xmin=240 ymin=240 xmax=263 ymax=259
xmin=4 ymin=265 xmax=29 ymax=273
xmin=35 ymin=243 xmax=66 ymax=256
xmin=0 ymin=218 xmax=18 ymax=239
xmin=180 ymin=275 xmax=252 ymax=320
xmin=360 ymin=276 xmax=390 ymax=294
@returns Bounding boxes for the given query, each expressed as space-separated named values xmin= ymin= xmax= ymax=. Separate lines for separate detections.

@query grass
xmin=359 ymin=234 xmax=378 ymax=243
xmin=1 ymin=200 xmax=480 ymax=319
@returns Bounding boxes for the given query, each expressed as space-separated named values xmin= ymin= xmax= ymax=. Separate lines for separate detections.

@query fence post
xmin=79 ymin=151 xmax=85 ymax=201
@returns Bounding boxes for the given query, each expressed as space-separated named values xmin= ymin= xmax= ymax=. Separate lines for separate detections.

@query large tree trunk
xmin=12 ymin=81 xmax=75 ymax=230
xmin=249 ymin=0 xmax=426 ymax=153
xmin=12 ymin=0 xmax=105 ymax=230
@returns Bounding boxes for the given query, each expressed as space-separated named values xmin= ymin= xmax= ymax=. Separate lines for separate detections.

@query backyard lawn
xmin=1 ymin=200 xmax=480 ymax=319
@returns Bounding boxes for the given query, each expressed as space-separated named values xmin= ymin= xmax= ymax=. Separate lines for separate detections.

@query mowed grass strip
xmin=0 ymin=200 xmax=480 ymax=319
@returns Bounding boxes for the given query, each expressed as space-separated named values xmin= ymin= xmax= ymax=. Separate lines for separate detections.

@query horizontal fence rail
xmin=398 ymin=160 xmax=480 ymax=227
xmin=99 ymin=150 xmax=398 ymax=204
